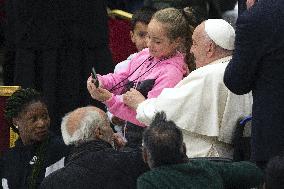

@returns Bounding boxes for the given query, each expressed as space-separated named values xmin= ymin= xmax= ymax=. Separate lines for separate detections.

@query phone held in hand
xmin=91 ymin=67 xmax=100 ymax=88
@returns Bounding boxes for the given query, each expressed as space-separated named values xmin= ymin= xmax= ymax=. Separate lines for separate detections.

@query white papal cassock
xmin=136 ymin=56 xmax=252 ymax=158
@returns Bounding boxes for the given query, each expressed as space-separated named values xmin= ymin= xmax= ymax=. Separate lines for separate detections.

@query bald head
xmin=61 ymin=106 xmax=112 ymax=146
xmin=190 ymin=19 xmax=235 ymax=68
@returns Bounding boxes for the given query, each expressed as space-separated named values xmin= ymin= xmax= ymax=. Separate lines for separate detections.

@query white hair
xmin=61 ymin=108 xmax=106 ymax=146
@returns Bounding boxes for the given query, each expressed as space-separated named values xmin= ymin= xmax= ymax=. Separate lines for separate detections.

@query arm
xmin=147 ymin=65 xmax=184 ymax=98
xmin=224 ymin=8 xmax=272 ymax=95
xmin=136 ymin=66 xmax=226 ymax=135
xmin=97 ymin=61 xmax=132 ymax=95
xmin=105 ymin=65 xmax=184 ymax=125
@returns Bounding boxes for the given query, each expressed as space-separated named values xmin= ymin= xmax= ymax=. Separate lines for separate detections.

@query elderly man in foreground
xmin=123 ymin=19 xmax=252 ymax=158
xmin=40 ymin=106 xmax=148 ymax=189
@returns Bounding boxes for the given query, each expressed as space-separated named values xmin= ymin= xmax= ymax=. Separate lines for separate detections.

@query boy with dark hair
xmin=108 ymin=6 xmax=156 ymax=133
xmin=128 ymin=6 xmax=157 ymax=53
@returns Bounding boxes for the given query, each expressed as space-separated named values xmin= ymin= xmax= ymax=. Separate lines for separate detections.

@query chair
xmin=108 ymin=9 xmax=137 ymax=64
xmin=0 ymin=86 xmax=20 ymax=156
xmin=232 ymin=116 xmax=252 ymax=161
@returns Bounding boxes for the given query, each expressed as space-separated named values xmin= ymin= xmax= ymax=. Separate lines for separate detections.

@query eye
xmin=138 ymin=32 xmax=147 ymax=38
xmin=31 ymin=116 xmax=38 ymax=123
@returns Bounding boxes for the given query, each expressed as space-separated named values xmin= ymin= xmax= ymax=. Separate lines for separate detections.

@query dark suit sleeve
xmin=223 ymin=4 xmax=273 ymax=95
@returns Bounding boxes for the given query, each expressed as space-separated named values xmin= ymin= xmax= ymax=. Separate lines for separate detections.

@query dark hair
xmin=264 ymin=154 xmax=284 ymax=189
xmin=143 ymin=112 xmax=186 ymax=168
xmin=130 ymin=6 xmax=157 ymax=30
xmin=4 ymin=88 xmax=43 ymax=133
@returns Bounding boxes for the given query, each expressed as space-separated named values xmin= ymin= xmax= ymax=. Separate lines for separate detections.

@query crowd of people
xmin=1 ymin=0 xmax=284 ymax=188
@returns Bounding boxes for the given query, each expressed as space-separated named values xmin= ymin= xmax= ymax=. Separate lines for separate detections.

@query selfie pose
xmin=87 ymin=8 xmax=200 ymax=146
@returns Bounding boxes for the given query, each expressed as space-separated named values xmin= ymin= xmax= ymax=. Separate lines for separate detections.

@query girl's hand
xmin=123 ymin=88 xmax=146 ymax=110
xmin=87 ymin=76 xmax=112 ymax=102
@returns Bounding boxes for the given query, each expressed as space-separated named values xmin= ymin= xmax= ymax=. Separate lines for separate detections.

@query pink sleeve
xmin=104 ymin=65 xmax=184 ymax=126
xmin=105 ymin=95 xmax=145 ymax=126
xmin=147 ymin=66 xmax=184 ymax=98
xmin=97 ymin=64 xmax=131 ymax=95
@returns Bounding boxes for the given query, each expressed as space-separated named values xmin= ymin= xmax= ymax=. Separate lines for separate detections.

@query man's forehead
xmin=193 ymin=23 xmax=205 ymax=37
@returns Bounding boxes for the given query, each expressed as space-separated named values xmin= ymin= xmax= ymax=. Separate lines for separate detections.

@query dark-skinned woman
xmin=0 ymin=88 xmax=69 ymax=189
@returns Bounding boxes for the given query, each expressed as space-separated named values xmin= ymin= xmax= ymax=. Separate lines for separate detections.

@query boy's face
xmin=130 ymin=22 xmax=148 ymax=52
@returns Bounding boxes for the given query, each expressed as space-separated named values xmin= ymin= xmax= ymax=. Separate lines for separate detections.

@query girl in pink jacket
xmin=87 ymin=8 xmax=197 ymax=145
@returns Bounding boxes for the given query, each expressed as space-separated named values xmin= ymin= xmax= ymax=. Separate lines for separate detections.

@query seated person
xmin=123 ymin=19 xmax=252 ymax=158
xmin=0 ymin=88 xmax=69 ymax=189
xmin=87 ymin=8 xmax=196 ymax=147
xmin=107 ymin=6 xmax=157 ymax=133
xmin=263 ymin=153 xmax=284 ymax=189
xmin=137 ymin=112 xmax=263 ymax=189
xmin=40 ymin=106 xmax=148 ymax=189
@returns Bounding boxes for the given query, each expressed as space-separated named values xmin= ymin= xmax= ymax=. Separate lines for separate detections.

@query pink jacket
xmin=98 ymin=48 xmax=186 ymax=126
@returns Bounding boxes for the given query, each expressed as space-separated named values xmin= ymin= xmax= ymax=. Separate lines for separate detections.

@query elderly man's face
xmin=190 ymin=23 xmax=209 ymax=69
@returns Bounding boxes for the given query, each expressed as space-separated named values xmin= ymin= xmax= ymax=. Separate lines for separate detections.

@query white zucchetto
xmin=204 ymin=19 xmax=235 ymax=50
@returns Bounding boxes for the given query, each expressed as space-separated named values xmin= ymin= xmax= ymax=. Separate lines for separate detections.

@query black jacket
xmin=40 ymin=140 xmax=148 ymax=189
xmin=224 ymin=0 xmax=284 ymax=161
xmin=0 ymin=134 xmax=69 ymax=189
xmin=4 ymin=0 xmax=114 ymax=134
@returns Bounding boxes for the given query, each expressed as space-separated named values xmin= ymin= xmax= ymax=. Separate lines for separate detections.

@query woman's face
xmin=13 ymin=101 xmax=50 ymax=145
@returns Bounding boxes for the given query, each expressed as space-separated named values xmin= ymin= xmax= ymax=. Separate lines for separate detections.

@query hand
xmin=123 ymin=88 xmax=146 ymax=110
xmin=111 ymin=116 xmax=125 ymax=126
xmin=246 ymin=0 xmax=256 ymax=9
xmin=87 ymin=76 xmax=112 ymax=102
xmin=112 ymin=133 xmax=127 ymax=150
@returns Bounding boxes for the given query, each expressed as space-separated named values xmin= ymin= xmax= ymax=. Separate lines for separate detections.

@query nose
xmin=36 ymin=118 xmax=48 ymax=128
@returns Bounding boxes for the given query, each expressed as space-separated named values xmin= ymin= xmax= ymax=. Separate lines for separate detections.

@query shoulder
xmin=127 ymin=49 xmax=150 ymax=67
xmin=191 ymin=62 xmax=227 ymax=80
xmin=158 ymin=53 xmax=186 ymax=75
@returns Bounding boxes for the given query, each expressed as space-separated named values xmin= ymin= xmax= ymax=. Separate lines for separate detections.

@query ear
xmin=94 ymin=127 xmax=102 ymax=140
xmin=207 ymin=42 xmax=216 ymax=57
xmin=142 ymin=147 xmax=149 ymax=164
xmin=173 ymin=37 xmax=182 ymax=49
xmin=12 ymin=117 xmax=19 ymax=126
xmin=130 ymin=31 xmax=135 ymax=43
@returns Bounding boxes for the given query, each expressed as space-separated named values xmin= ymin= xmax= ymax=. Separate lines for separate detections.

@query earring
xmin=13 ymin=124 xmax=19 ymax=129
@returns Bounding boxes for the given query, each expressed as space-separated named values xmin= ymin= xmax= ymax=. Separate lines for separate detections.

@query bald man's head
xmin=61 ymin=106 xmax=112 ymax=146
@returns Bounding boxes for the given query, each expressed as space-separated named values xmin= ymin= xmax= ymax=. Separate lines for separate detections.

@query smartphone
xmin=91 ymin=67 xmax=100 ymax=88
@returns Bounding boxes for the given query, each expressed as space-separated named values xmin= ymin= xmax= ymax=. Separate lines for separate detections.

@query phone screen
xmin=91 ymin=67 xmax=99 ymax=87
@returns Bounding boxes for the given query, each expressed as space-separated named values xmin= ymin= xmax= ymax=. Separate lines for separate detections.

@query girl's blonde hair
xmin=152 ymin=7 xmax=204 ymax=72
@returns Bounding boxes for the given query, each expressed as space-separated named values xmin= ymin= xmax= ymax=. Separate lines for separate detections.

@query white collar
xmin=209 ymin=56 xmax=232 ymax=65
